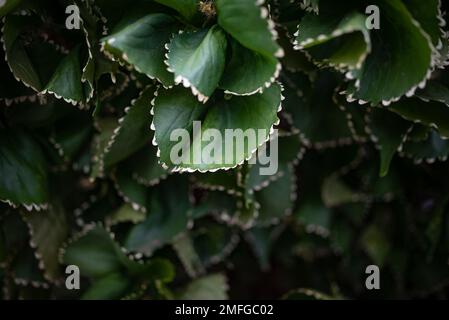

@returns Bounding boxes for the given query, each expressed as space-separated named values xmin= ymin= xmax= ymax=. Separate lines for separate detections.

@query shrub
xmin=0 ymin=0 xmax=448 ymax=299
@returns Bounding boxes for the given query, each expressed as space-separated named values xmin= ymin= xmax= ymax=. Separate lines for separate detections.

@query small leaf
xmin=216 ymin=0 xmax=283 ymax=58
xmin=81 ymin=272 xmax=129 ymax=300
xmin=125 ymin=176 xmax=191 ymax=255
xmin=177 ymin=273 xmax=229 ymax=300
xmin=294 ymin=11 xmax=370 ymax=70
xmin=102 ymin=14 xmax=178 ymax=86
xmin=155 ymin=0 xmax=199 ymax=21
xmin=63 ymin=227 xmax=125 ymax=279
xmin=166 ymin=26 xmax=227 ymax=102
xmin=172 ymin=232 xmax=205 ymax=278
xmin=220 ymin=39 xmax=280 ymax=95
xmin=103 ymin=86 xmax=156 ymax=170
xmin=0 ymin=0 xmax=23 ymax=17
xmin=44 ymin=46 xmax=85 ymax=103
xmin=22 ymin=200 xmax=69 ymax=282
xmin=367 ymin=108 xmax=412 ymax=177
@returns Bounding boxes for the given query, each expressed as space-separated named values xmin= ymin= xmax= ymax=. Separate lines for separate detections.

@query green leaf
xmin=102 ymin=13 xmax=178 ymax=86
xmin=295 ymin=199 xmax=331 ymax=236
xmin=22 ymin=201 xmax=68 ymax=282
xmin=2 ymin=15 xmax=45 ymax=91
xmin=166 ymin=26 xmax=227 ymax=102
xmin=346 ymin=0 xmax=433 ymax=104
xmin=177 ymin=273 xmax=228 ymax=300
xmin=154 ymin=0 xmax=199 ymax=21
xmin=63 ymin=227 xmax=125 ymax=279
xmin=367 ymin=108 xmax=412 ymax=177
xmin=282 ymin=288 xmax=332 ymax=300
xmin=192 ymin=222 xmax=238 ymax=266
xmin=103 ymin=86 xmax=156 ymax=170
xmin=81 ymin=272 xmax=130 ymax=300
xmin=0 ymin=0 xmax=22 ymax=18
xmin=361 ymin=225 xmax=390 ymax=267
xmin=152 ymin=84 xmax=282 ymax=172
xmin=125 ymin=175 xmax=191 ymax=255
xmin=63 ymin=226 xmax=174 ymax=283
xmin=388 ymin=97 xmax=449 ymax=139
xmin=321 ymin=174 xmax=361 ymax=207
xmin=220 ymin=39 xmax=280 ymax=95
xmin=283 ymin=71 xmax=352 ymax=147
xmin=172 ymin=232 xmax=205 ymax=278
xmin=386 ymin=81 xmax=449 ymax=139
xmin=245 ymin=226 xmax=282 ymax=271
xmin=0 ymin=130 xmax=49 ymax=209
xmin=294 ymin=11 xmax=370 ymax=70
xmin=254 ymin=165 xmax=295 ymax=225
xmin=215 ymin=0 xmax=283 ymax=58
xmin=44 ymin=46 xmax=86 ymax=103
xmin=401 ymin=129 xmax=449 ymax=162
xmin=115 ymin=164 xmax=149 ymax=212
xmin=402 ymin=0 xmax=444 ymax=47
xmin=51 ymin=110 xmax=93 ymax=161
xmin=123 ymin=144 xmax=168 ymax=187
xmin=107 ymin=204 xmax=146 ymax=226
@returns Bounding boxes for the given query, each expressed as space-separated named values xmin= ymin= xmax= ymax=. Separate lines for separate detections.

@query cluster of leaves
xmin=0 ymin=0 xmax=449 ymax=299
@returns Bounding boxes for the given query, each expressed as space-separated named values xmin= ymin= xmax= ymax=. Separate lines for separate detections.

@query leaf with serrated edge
xmin=215 ymin=0 xmax=283 ymax=58
xmin=0 ymin=130 xmax=49 ymax=210
xmin=166 ymin=26 xmax=227 ymax=102
xmin=103 ymin=13 xmax=178 ymax=87
xmin=152 ymin=84 xmax=282 ymax=172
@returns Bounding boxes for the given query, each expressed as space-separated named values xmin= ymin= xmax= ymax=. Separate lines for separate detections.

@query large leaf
xmin=166 ymin=26 xmax=227 ymax=102
xmin=152 ymin=84 xmax=282 ymax=172
xmin=402 ymin=0 xmax=444 ymax=47
xmin=346 ymin=0 xmax=433 ymax=104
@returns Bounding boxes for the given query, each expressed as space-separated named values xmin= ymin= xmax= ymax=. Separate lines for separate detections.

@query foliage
xmin=0 ymin=0 xmax=449 ymax=299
